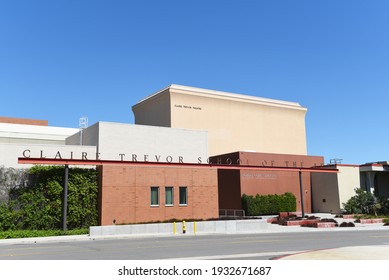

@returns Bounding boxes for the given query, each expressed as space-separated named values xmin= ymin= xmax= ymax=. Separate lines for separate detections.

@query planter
xmin=342 ymin=215 xmax=355 ymax=219
xmin=359 ymin=218 xmax=384 ymax=224
xmin=315 ymin=222 xmax=336 ymax=228
xmin=301 ymin=222 xmax=337 ymax=228
xmin=279 ymin=212 xmax=302 ymax=218
xmin=284 ymin=219 xmax=319 ymax=226
xmin=267 ymin=217 xmax=278 ymax=223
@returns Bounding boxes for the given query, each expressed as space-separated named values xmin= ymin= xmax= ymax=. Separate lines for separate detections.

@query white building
xmin=66 ymin=121 xmax=208 ymax=164
xmin=0 ymin=119 xmax=208 ymax=168
xmin=0 ymin=120 xmax=84 ymax=168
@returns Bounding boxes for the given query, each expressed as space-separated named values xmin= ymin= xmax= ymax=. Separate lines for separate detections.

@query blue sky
xmin=1 ymin=0 xmax=388 ymax=164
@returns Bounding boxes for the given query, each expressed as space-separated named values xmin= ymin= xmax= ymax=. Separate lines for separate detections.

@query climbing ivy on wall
xmin=0 ymin=165 xmax=98 ymax=231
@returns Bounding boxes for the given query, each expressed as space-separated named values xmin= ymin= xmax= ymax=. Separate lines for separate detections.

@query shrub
xmin=342 ymin=188 xmax=378 ymax=215
xmin=320 ymin=218 xmax=338 ymax=224
xmin=242 ymin=192 xmax=296 ymax=216
xmin=339 ymin=222 xmax=355 ymax=227
xmin=0 ymin=228 xmax=89 ymax=239
xmin=378 ymin=198 xmax=389 ymax=215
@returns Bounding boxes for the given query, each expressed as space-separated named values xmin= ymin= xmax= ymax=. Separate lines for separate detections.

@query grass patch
xmin=0 ymin=228 xmax=89 ymax=239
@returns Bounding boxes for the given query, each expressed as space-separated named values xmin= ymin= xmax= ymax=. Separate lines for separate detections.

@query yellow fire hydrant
xmin=182 ymin=220 xmax=186 ymax=234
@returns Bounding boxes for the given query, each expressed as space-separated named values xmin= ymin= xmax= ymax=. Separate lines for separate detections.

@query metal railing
xmin=219 ymin=209 xmax=245 ymax=217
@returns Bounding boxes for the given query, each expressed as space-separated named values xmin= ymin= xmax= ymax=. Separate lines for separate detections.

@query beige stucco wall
xmin=337 ymin=165 xmax=361 ymax=206
xmin=133 ymin=85 xmax=307 ymax=157
xmin=133 ymin=88 xmax=171 ymax=127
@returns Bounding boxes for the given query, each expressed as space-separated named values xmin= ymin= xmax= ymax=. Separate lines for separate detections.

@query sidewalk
xmin=0 ymin=234 xmax=91 ymax=245
xmin=279 ymin=245 xmax=389 ymax=260
xmin=0 ymin=214 xmax=388 ymax=260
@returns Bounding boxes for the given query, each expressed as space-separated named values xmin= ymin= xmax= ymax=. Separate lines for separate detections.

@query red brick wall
xmin=212 ymin=152 xmax=325 ymax=214
xmin=0 ymin=116 xmax=48 ymax=126
xmin=98 ymin=165 xmax=219 ymax=225
xmin=239 ymin=152 xmax=324 ymax=214
xmin=240 ymin=170 xmax=312 ymax=213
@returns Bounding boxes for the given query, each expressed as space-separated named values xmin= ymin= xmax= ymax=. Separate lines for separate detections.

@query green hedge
xmin=242 ymin=192 xmax=296 ymax=216
xmin=0 ymin=165 xmax=98 ymax=231
xmin=0 ymin=228 xmax=89 ymax=239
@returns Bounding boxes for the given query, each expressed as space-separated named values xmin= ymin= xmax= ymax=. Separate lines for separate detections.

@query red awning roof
xmin=18 ymin=157 xmax=338 ymax=173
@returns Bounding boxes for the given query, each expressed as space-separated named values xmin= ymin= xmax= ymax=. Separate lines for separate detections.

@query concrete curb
xmin=0 ymin=219 xmax=387 ymax=246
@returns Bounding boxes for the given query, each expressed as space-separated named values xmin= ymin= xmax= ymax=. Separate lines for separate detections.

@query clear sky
xmin=1 ymin=0 xmax=388 ymax=165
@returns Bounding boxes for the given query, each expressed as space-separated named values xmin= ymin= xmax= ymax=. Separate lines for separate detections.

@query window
xmin=179 ymin=186 xmax=188 ymax=205
xmin=165 ymin=187 xmax=174 ymax=206
xmin=150 ymin=187 xmax=159 ymax=206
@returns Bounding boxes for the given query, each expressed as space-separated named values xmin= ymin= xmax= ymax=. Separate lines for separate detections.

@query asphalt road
xmin=0 ymin=230 xmax=388 ymax=260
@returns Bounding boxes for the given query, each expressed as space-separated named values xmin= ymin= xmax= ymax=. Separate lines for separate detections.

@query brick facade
xmin=96 ymin=151 xmax=325 ymax=226
xmin=211 ymin=151 xmax=325 ymax=214
xmin=98 ymin=165 xmax=219 ymax=226
xmin=0 ymin=116 xmax=48 ymax=126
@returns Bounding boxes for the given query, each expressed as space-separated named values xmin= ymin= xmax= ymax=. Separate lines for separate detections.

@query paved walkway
xmin=280 ymin=245 xmax=389 ymax=260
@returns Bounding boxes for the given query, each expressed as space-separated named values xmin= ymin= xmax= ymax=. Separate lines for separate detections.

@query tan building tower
xmin=132 ymin=84 xmax=308 ymax=157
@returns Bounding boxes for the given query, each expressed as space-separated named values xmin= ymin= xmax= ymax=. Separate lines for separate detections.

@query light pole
xmin=299 ymin=170 xmax=305 ymax=218
xmin=62 ymin=164 xmax=69 ymax=231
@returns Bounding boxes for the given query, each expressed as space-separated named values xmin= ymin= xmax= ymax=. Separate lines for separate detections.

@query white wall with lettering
xmin=0 ymin=144 xmax=97 ymax=168
xmin=0 ymin=121 xmax=209 ymax=168
xmin=78 ymin=122 xmax=208 ymax=164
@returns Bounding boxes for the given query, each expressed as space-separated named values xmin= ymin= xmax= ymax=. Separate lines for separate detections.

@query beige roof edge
xmin=132 ymin=85 xmax=172 ymax=110
xmin=132 ymin=84 xmax=307 ymax=111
